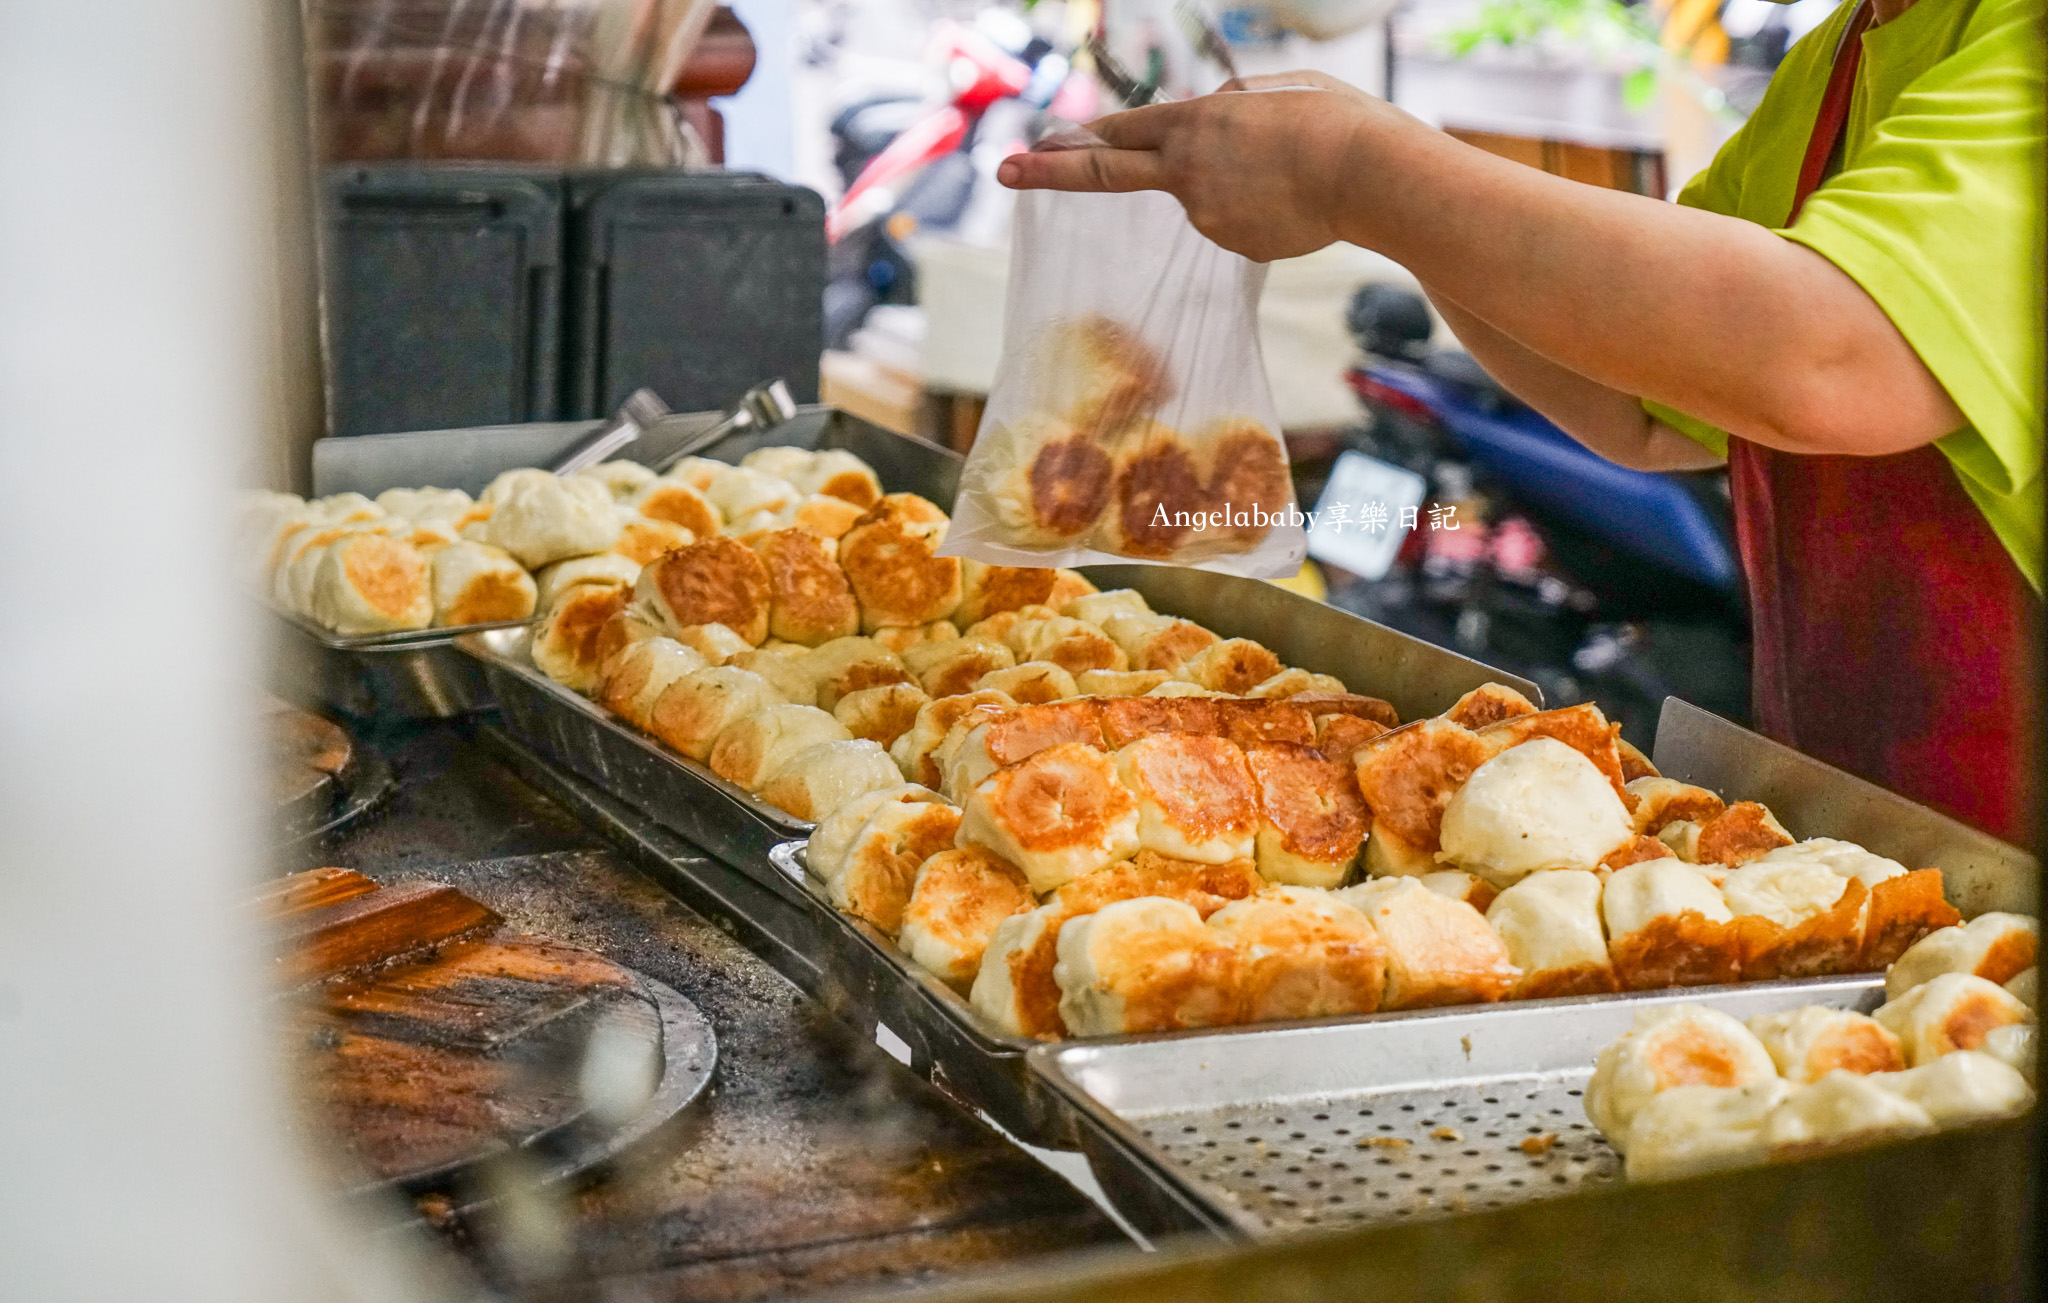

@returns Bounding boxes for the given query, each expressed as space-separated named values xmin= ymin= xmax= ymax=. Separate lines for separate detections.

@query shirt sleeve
xmin=1785 ymin=0 xmax=2045 ymax=505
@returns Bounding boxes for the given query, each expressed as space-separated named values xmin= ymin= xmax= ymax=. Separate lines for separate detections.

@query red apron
xmin=1728 ymin=0 xmax=2040 ymax=844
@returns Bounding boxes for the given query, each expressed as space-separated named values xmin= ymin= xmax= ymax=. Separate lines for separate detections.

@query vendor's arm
xmin=1422 ymin=286 xmax=1726 ymax=471
xmin=997 ymin=74 xmax=1965 ymax=459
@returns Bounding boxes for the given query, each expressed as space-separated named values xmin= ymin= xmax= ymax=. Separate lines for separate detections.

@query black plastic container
xmin=564 ymin=171 xmax=824 ymax=418
xmin=323 ymin=165 xmax=564 ymax=436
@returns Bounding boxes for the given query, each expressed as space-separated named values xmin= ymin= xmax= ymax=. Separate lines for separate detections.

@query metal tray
xmin=1027 ymin=976 xmax=1885 ymax=1243
xmin=267 ymin=609 xmax=497 ymax=719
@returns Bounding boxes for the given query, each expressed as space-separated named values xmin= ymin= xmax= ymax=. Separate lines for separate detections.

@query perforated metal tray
xmin=1028 ymin=977 xmax=1885 ymax=1242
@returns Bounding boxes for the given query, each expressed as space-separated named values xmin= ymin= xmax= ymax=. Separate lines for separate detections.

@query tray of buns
xmin=1025 ymin=976 xmax=1888 ymax=1241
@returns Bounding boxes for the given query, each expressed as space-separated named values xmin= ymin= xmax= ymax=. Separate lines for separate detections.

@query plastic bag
xmin=940 ymin=128 xmax=1307 ymax=579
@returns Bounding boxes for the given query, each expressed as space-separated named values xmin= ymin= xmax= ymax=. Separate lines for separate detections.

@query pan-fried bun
xmin=890 ymin=690 xmax=1015 ymax=787
xmin=792 ymin=448 xmax=883 ymax=508
xmin=429 ymin=540 xmax=536 ymax=628
xmin=959 ymin=742 xmax=1142 ymax=894
xmin=962 ymin=606 xmax=1056 ymax=645
xmin=1055 ymin=897 xmax=1245 ymax=1036
xmin=826 ymin=798 xmax=965 ymax=933
xmin=904 ymin=637 xmax=1015 ymax=699
xmin=1695 ymin=801 xmax=1797 ymax=867
xmin=647 ymin=666 xmax=780 ymax=761
xmin=834 ymin=682 xmax=930 ymax=747
xmin=611 ymin=514 xmax=694 ymax=566
xmin=1207 ymin=886 xmax=1386 ymax=1022
xmin=1064 ymin=589 xmax=1151 ymax=625
xmin=663 ymin=457 xmax=725 ymax=494
xmin=1048 ymin=315 xmax=1170 ymax=438
xmin=838 ymin=494 xmax=963 ymax=630
xmin=759 ymin=738 xmax=906 ymax=823
xmin=870 ymin=620 xmax=960 ymax=653
xmin=1746 ymin=1007 xmax=1904 ymax=1082
xmin=1443 ymin=683 xmax=1538 ymax=730
xmin=1486 ymin=869 xmax=1617 ymax=999
xmin=975 ymin=414 xmax=1116 ymax=546
xmin=780 ymin=493 xmax=866 ymax=540
xmin=752 ymin=528 xmax=858 ymax=646
xmin=1602 ymin=859 xmax=1741 ymax=990
xmin=1006 ymin=616 xmax=1128 ymax=675
xmin=740 ymin=446 xmax=815 ymax=482
xmin=1116 ymin=733 xmax=1259 ymax=864
xmin=1055 ymin=851 xmax=1265 ymax=919
xmin=807 ymin=783 xmax=941 ymax=883
xmin=1076 ymin=669 xmax=1173 ymax=697
xmin=312 ymin=534 xmax=434 ymax=634
xmin=1351 ymin=717 xmax=1492 ymax=875
xmin=629 ymin=478 xmax=723 ymax=539
xmin=726 ymin=646 xmax=819 ymax=705
xmin=804 ymin=635 xmax=916 ymax=711
xmin=1196 ymin=418 xmax=1292 ymax=551
xmin=1100 ymin=612 xmax=1220 ymax=674
xmin=1244 ymin=743 xmax=1365 ymax=888
xmin=635 ymin=538 xmax=772 ymax=646
xmin=956 ymin=560 xmax=1064 ymax=625
xmin=530 ymin=581 xmax=632 ymax=694
xmin=975 ymin=661 xmax=1079 ymax=704
xmin=706 ymin=465 xmax=800 ymax=521
xmin=484 ymin=472 xmax=622 ymax=568
xmin=707 ymin=702 xmax=851 ymax=791
xmin=1314 ymin=713 xmax=1389 ymax=772
xmin=601 ymin=637 xmax=708 ymax=727
xmin=971 ymin=904 xmax=1074 ymax=1039
xmin=1247 ymin=668 xmax=1349 ymax=699
xmin=1334 ymin=875 xmax=1517 ymax=1009
xmin=1094 ymin=422 xmax=1204 ymax=560
xmin=899 ymin=847 xmax=1036 ymax=987
xmin=534 ymin=552 xmax=641 ymax=612
xmin=1628 ymin=777 xmax=1727 ymax=836
xmin=1875 ymin=972 xmax=2036 ymax=1066
xmin=1886 ymin=913 xmax=2039 ymax=1002
xmin=1583 ymin=1003 xmax=1779 ymax=1145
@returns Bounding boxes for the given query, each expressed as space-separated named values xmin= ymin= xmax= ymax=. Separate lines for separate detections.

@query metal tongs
xmin=547 ymin=387 xmax=672 ymax=476
xmin=649 ymin=379 xmax=799 ymax=473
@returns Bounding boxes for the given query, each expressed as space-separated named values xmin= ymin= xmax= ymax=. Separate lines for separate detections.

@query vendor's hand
xmin=997 ymin=71 xmax=1413 ymax=262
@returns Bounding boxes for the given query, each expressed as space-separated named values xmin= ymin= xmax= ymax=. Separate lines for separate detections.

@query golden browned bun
xmin=1485 ymin=869 xmax=1617 ymax=999
xmin=600 ymin=637 xmax=709 ymax=727
xmin=646 ymin=666 xmax=781 ymax=761
xmin=429 ymin=540 xmax=536 ymax=628
xmin=827 ymin=800 xmax=965 ymax=934
xmin=1313 ymin=712 xmax=1390 ymax=773
xmin=1247 ymin=668 xmax=1350 ymax=699
xmin=1603 ymin=835 xmax=1678 ymax=872
xmin=868 ymin=620 xmax=959 ymax=653
xmin=533 ymin=552 xmax=641 ymax=612
xmin=971 ymin=903 xmax=1077 ymax=1039
xmin=1628 ymin=777 xmax=1728 ymax=836
xmin=834 ymin=682 xmax=931 ymax=747
xmin=1094 ymin=421 xmax=1204 ymax=560
xmin=1006 ymin=616 xmax=1129 ymax=676
xmin=670 ymin=621 xmax=754 ymax=665
xmin=630 ymin=479 xmax=723 ymax=539
xmin=1064 ymin=588 xmax=1151 ymax=625
xmin=1442 ymin=683 xmax=1539 ymax=730
xmin=958 ymin=742 xmax=1142 ymax=894
xmin=838 ymin=493 xmax=963 ymax=630
xmin=903 ymin=636 xmax=1015 ymax=699
xmin=1207 ymin=886 xmax=1386 ymax=1021
xmin=1055 ymin=851 xmax=1260 ymax=918
xmin=1694 ymin=801 xmax=1797 ymax=867
xmin=663 ymin=457 xmax=725 ymax=493
xmin=940 ymin=699 xmax=1109 ymax=802
xmin=1601 ymin=859 xmax=1742 ymax=990
xmin=1747 ymin=1007 xmax=1905 ymax=1083
xmin=1617 ymin=736 xmax=1660 ymax=782
xmin=1195 ymin=418 xmax=1291 ymax=551
xmin=1875 ymin=973 xmax=2036 ymax=1065
xmin=792 ymin=448 xmax=884 ymax=508
xmin=975 ymin=661 xmax=1079 ymax=704
xmin=1099 ymin=612 xmax=1220 ymax=674
xmin=1176 ymin=637 xmax=1284 ymax=695
xmin=395 ymin=518 xmax=461 ymax=553
xmin=808 ymin=784 xmax=942 ymax=882
xmin=311 ymin=534 xmax=434 ymax=634
xmin=1335 ymin=876 xmax=1517 ymax=1009
xmin=707 ymin=465 xmax=801 ymax=521
xmin=1116 ymin=733 xmax=1259 ymax=864
xmin=955 ymin=560 xmax=1064 ymax=625
xmin=757 ymin=738 xmax=904 ymax=822
xmin=1292 ymin=692 xmax=1402 ymax=728
xmin=1055 ymin=896 xmax=1246 ymax=1036
xmin=611 ymin=514 xmax=694 ymax=566
xmin=1420 ymin=869 xmax=1498 ymax=914
xmin=1351 ymin=717 xmax=1493 ymax=875
xmin=531 ymin=582 xmax=634 ymax=694
xmin=1476 ymin=703 xmax=1631 ymax=805
xmin=1214 ymin=699 xmax=1317 ymax=749
xmin=707 ymin=702 xmax=851 ymax=791
xmin=593 ymin=602 xmax=666 ymax=676
xmin=977 ymin=415 xmax=1117 ymax=547
xmin=899 ymin=846 xmax=1036 ymax=988
xmin=804 ymin=635 xmax=917 ymax=711
xmin=962 ymin=606 xmax=1052 ymax=644
xmin=890 ymin=690 xmax=1016 ymax=787
xmin=781 ymin=493 xmax=866 ymax=540
xmin=1050 ymin=315 xmax=1171 ymax=438
xmin=1244 ymin=743 xmax=1366 ymax=888
xmin=1075 ymin=669 xmax=1173 ymax=697
xmin=726 ymin=646 xmax=820 ymax=705
xmin=750 ymin=527 xmax=858 ymax=647
xmin=634 ymin=537 xmax=772 ymax=646
xmin=1886 ymin=912 xmax=2037 ymax=1001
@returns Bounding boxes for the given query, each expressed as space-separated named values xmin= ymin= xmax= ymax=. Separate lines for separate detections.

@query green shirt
xmin=1647 ymin=0 xmax=2045 ymax=588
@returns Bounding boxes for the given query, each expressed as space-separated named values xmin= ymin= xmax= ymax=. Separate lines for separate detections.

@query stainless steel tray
xmin=1027 ymin=977 xmax=1885 ymax=1243
xmin=267 ymin=608 xmax=497 ymax=719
